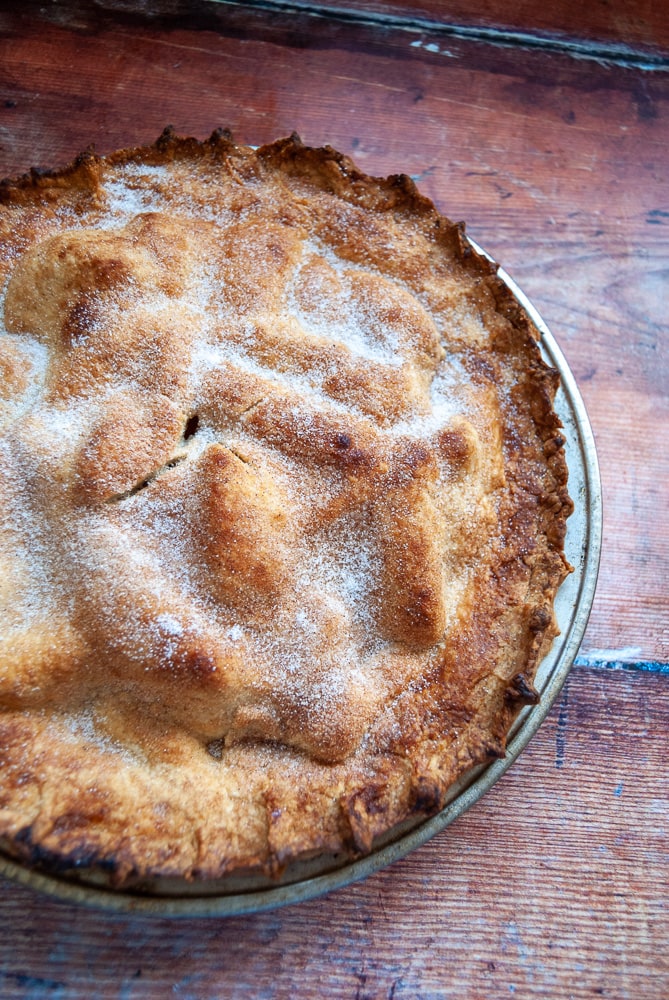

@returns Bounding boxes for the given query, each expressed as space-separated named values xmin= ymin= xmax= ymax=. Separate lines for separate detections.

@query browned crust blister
xmin=0 ymin=130 xmax=572 ymax=889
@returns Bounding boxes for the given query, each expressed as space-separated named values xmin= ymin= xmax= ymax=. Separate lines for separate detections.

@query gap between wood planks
xmin=207 ymin=0 xmax=669 ymax=70
xmin=575 ymin=655 xmax=669 ymax=674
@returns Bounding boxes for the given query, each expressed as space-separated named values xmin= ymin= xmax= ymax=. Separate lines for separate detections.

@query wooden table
xmin=0 ymin=1 xmax=667 ymax=996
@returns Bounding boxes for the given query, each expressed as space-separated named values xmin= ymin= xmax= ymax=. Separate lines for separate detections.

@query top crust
xmin=0 ymin=129 xmax=572 ymax=886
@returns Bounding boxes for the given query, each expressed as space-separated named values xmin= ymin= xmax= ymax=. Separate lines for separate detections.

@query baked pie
xmin=0 ymin=129 xmax=572 ymax=889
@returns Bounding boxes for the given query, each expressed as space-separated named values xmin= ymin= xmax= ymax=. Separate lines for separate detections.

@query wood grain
xmin=0 ymin=666 xmax=666 ymax=998
xmin=0 ymin=0 xmax=667 ymax=660
xmin=245 ymin=0 xmax=669 ymax=59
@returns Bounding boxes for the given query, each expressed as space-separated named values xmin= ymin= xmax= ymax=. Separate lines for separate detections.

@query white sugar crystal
xmin=156 ymin=612 xmax=184 ymax=637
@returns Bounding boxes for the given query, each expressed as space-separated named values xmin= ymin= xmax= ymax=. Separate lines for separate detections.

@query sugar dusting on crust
xmin=0 ymin=148 xmax=499 ymax=739
xmin=0 ymin=133 xmax=572 ymax=883
xmin=0 ymin=151 xmax=484 ymax=755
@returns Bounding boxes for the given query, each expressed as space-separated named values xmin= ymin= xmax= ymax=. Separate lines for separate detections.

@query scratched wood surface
xmin=0 ymin=2 xmax=667 ymax=997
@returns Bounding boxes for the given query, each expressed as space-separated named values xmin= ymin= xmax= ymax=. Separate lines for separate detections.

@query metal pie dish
xmin=0 ymin=241 xmax=602 ymax=917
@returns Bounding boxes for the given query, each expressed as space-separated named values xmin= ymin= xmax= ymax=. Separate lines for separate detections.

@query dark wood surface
xmin=0 ymin=1 xmax=667 ymax=996
xmin=253 ymin=0 xmax=669 ymax=57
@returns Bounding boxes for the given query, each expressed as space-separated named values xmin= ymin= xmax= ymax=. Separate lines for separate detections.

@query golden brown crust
xmin=0 ymin=130 xmax=572 ymax=887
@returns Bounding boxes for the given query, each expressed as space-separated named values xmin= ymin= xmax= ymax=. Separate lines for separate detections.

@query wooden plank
xmin=248 ymin=0 xmax=669 ymax=59
xmin=0 ymin=665 xmax=666 ymax=998
xmin=26 ymin=0 xmax=669 ymax=61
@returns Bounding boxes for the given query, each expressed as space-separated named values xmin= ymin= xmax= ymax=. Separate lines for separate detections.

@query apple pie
xmin=0 ymin=129 xmax=572 ymax=888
